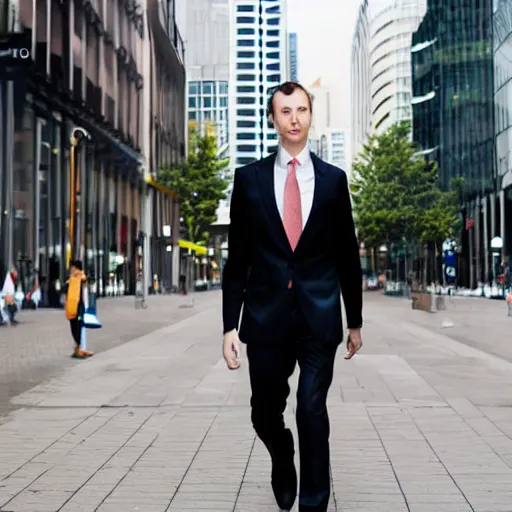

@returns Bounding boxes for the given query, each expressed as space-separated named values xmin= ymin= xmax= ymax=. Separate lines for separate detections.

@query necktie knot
xmin=289 ymin=158 xmax=299 ymax=169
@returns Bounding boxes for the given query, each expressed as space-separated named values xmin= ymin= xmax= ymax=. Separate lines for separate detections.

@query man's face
xmin=269 ymin=88 xmax=312 ymax=148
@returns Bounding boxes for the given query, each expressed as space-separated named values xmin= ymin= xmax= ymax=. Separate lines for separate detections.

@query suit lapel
xmin=256 ymin=153 xmax=292 ymax=253
xmin=295 ymin=152 xmax=327 ymax=253
xmin=256 ymin=151 xmax=329 ymax=254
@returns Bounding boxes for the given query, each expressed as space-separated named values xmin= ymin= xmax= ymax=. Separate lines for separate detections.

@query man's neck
xmin=280 ymin=140 xmax=308 ymax=158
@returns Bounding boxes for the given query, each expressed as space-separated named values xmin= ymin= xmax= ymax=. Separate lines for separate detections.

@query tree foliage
xmin=351 ymin=121 xmax=461 ymax=248
xmin=158 ymin=128 xmax=229 ymax=244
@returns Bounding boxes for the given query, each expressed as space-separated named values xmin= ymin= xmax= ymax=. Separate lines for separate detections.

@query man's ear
xmin=268 ymin=113 xmax=274 ymax=127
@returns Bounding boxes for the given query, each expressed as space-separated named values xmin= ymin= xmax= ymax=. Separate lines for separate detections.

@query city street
xmin=0 ymin=292 xmax=511 ymax=511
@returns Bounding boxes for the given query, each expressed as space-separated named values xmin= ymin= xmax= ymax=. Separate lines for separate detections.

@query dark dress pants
xmin=246 ymin=298 xmax=338 ymax=511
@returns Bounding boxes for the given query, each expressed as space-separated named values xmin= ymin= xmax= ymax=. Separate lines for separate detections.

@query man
xmin=65 ymin=260 xmax=94 ymax=359
xmin=222 ymin=81 xmax=363 ymax=512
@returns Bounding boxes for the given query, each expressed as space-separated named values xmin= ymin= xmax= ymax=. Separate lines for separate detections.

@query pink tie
xmin=283 ymin=157 xmax=302 ymax=252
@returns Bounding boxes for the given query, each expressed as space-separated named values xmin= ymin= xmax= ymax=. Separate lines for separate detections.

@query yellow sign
xmin=178 ymin=239 xmax=207 ymax=255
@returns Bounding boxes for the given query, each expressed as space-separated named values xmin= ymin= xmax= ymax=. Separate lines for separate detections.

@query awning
xmin=179 ymin=239 xmax=207 ymax=255
xmin=145 ymin=174 xmax=177 ymax=198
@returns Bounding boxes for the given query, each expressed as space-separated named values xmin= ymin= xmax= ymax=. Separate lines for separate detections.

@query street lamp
xmin=68 ymin=127 xmax=91 ymax=266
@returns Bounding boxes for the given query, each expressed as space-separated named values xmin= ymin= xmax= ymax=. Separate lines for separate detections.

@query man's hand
xmin=223 ymin=329 xmax=241 ymax=370
xmin=344 ymin=328 xmax=363 ymax=360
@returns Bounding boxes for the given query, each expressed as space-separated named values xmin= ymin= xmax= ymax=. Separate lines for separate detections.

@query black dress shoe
xmin=268 ymin=429 xmax=297 ymax=511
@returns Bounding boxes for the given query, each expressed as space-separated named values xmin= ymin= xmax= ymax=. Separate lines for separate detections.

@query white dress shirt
xmin=274 ymin=145 xmax=315 ymax=230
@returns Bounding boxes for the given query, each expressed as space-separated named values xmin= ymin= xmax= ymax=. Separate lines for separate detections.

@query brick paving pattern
xmin=0 ymin=291 xmax=510 ymax=511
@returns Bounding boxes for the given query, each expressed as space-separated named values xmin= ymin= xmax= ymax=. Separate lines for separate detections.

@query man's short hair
xmin=267 ymin=81 xmax=313 ymax=116
xmin=70 ymin=259 xmax=83 ymax=271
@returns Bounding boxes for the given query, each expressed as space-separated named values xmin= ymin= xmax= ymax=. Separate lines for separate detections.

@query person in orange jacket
xmin=65 ymin=260 xmax=93 ymax=359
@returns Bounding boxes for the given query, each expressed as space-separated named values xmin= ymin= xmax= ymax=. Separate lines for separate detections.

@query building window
xmin=237 ymin=85 xmax=256 ymax=93
xmin=237 ymin=16 xmax=255 ymax=24
xmin=237 ymin=74 xmax=255 ymax=81
xmin=268 ymin=30 xmax=279 ymax=36
xmin=238 ymin=39 xmax=255 ymax=47
xmin=189 ymin=83 xmax=198 ymax=94
xmin=237 ymin=133 xmax=256 ymax=140
xmin=267 ymin=52 xmax=279 ymax=59
xmin=203 ymin=97 xmax=212 ymax=108
xmin=237 ymin=145 xmax=255 ymax=152
xmin=237 ymin=120 xmax=256 ymax=128
xmin=267 ymin=63 xmax=279 ymax=71
xmin=237 ymin=62 xmax=255 ymax=70
xmin=266 ymin=40 xmax=279 ymax=48
xmin=237 ymin=109 xmax=256 ymax=117
xmin=237 ymin=5 xmax=254 ymax=11
xmin=238 ymin=51 xmax=256 ymax=58
xmin=267 ymin=18 xmax=279 ymax=26
xmin=202 ymin=81 xmax=214 ymax=94
xmin=238 ymin=28 xmax=255 ymax=35
xmin=237 ymin=97 xmax=256 ymax=104
xmin=189 ymin=97 xmax=196 ymax=108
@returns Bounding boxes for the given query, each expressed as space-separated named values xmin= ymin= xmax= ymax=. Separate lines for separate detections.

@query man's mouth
xmin=289 ymin=129 xmax=300 ymax=135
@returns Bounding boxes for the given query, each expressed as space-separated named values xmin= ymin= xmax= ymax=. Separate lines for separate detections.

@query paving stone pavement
xmin=0 ymin=291 xmax=511 ymax=511
xmin=0 ymin=293 xmax=217 ymax=417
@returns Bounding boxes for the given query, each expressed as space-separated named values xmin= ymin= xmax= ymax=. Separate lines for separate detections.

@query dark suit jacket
xmin=222 ymin=152 xmax=363 ymax=344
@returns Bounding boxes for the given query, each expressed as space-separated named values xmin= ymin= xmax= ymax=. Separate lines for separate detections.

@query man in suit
xmin=222 ymin=81 xmax=363 ymax=512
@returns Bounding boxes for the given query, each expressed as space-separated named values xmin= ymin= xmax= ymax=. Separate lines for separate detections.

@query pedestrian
xmin=221 ymin=81 xmax=363 ymax=512
xmin=65 ymin=260 xmax=93 ymax=359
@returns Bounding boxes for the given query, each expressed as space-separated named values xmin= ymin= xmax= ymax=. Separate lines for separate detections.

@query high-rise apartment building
xmin=228 ymin=0 xmax=288 ymax=171
xmin=185 ymin=0 xmax=229 ymax=156
xmin=289 ymin=32 xmax=298 ymax=81
xmin=351 ymin=0 xmax=371 ymax=163
xmin=370 ymin=0 xmax=426 ymax=134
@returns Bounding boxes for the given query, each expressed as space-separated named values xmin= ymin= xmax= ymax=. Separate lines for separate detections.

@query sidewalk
xmin=372 ymin=291 xmax=512 ymax=362
xmin=0 ymin=292 xmax=218 ymax=417
xmin=0 ymin=292 xmax=511 ymax=511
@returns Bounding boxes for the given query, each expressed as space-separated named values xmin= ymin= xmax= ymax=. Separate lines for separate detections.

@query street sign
xmin=0 ymin=32 xmax=33 ymax=78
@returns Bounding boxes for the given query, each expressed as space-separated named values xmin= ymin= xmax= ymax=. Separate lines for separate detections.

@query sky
xmin=287 ymin=0 xmax=360 ymax=137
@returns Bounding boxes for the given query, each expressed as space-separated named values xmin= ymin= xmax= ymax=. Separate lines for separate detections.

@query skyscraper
xmin=289 ymin=32 xmax=298 ymax=81
xmin=412 ymin=0 xmax=496 ymax=288
xmin=370 ymin=0 xmax=426 ymax=134
xmin=228 ymin=0 xmax=288 ymax=172
xmin=185 ymin=0 xmax=229 ymax=155
xmin=351 ymin=0 xmax=426 ymax=163
xmin=351 ymin=0 xmax=371 ymax=163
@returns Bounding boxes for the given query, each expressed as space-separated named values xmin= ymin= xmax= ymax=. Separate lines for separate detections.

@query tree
xmin=351 ymin=121 xmax=461 ymax=278
xmin=158 ymin=128 xmax=229 ymax=245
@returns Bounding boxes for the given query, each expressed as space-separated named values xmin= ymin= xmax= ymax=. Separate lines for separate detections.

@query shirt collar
xmin=277 ymin=144 xmax=311 ymax=169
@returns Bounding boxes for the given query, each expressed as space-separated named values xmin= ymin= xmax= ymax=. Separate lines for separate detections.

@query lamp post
xmin=68 ymin=127 xmax=90 ymax=265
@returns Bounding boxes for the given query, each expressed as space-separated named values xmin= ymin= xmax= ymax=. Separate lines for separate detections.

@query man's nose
xmin=291 ymin=111 xmax=298 ymax=123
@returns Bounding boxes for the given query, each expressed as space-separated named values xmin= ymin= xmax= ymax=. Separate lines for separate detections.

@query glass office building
xmin=412 ymin=0 xmax=495 ymax=287
xmin=494 ymin=0 xmax=512 ymax=266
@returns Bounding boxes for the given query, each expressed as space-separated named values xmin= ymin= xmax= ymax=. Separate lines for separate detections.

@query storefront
xmin=5 ymin=93 xmax=147 ymax=305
